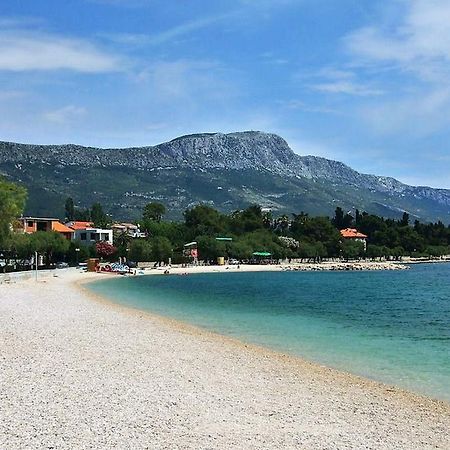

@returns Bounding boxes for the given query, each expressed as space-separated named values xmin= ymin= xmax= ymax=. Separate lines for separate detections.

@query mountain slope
xmin=0 ymin=131 xmax=449 ymax=222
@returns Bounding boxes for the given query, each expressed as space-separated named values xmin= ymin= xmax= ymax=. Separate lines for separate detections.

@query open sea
xmin=87 ymin=263 xmax=450 ymax=401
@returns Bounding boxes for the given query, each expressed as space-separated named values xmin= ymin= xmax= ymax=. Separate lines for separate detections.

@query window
xmin=36 ymin=221 xmax=47 ymax=232
xmin=80 ymin=233 xmax=87 ymax=241
xmin=27 ymin=221 xmax=34 ymax=228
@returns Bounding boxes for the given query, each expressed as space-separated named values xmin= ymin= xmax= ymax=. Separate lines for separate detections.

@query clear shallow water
xmin=87 ymin=264 xmax=450 ymax=401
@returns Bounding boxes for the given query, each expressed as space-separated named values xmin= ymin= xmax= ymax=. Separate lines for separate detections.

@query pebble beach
xmin=1 ymin=268 xmax=449 ymax=449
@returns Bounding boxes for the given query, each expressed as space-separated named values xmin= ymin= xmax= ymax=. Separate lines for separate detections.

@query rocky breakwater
xmin=283 ymin=261 xmax=409 ymax=272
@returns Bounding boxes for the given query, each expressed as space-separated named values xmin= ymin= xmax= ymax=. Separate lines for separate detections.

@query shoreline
xmin=79 ymin=273 xmax=448 ymax=404
xmin=0 ymin=259 xmax=412 ymax=285
xmin=100 ymin=259 xmax=410 ymax=278
xmin=1 ymin=269 xmax=449 ymax=448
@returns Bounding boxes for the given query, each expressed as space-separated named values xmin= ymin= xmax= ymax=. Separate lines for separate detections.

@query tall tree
xmin=0 ymin=178 xmax=27 ymax=248
xmin=400 ymin=212 xmax=410 ymax=227
xmin=65 ymin=197 xmax=75 ymax=221
xmin=332 ymin=207 xmax=353 ymax=229
xmin=91 ymin=202 xmax=108 ymax=228
xmin=143 ymin=202 xmax=166 ymax=223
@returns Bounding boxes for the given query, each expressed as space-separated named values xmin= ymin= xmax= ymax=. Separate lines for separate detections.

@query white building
xmin=111 ymin=222 xmax=146 ymax=238
xmin=72 ymin=227 xmax=114 ymax=246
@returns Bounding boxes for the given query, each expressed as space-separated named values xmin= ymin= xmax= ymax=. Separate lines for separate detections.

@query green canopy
xmin=252 ymin=252 xmax=271 ymax=257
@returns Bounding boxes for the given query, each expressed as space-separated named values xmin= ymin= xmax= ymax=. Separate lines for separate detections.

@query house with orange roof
xmin=19 ymin=217 xmax=74 ymax=240
xmin=340 ymin=228 xmax=368 ymax=251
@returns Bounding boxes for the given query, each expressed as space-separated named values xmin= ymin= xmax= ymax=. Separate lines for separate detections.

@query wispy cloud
xmin=0 ymin=16 xmax=44 ymax=28
xmin=305 ymin=67 xmax=384 ymax=97
xmin=278 ymin=99 xmax=340 ymax=115
xmin=134 ymin=59 xmax=235 ymax=103
xmin=0 ymin=90 xmax=27 ymax=101
xmin=43 ymin=105 xmax=87 ymax=124
xmin=103 ymin=12 xmax=237 ymax=47
xmin=311 ymin=80 xmax=383 ymax=96
xmin=0 ymin=29 xmax=124 ymax=72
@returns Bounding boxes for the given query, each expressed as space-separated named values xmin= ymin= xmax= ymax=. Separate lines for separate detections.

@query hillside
xmin=1 ymin=131 xmax=449 ymax=222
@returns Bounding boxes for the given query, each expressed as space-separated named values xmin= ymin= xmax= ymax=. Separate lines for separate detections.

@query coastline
xmin=1 ymin=269 xmax=449 ymax=449
xmin=108 ymin=259 xmax=410 ymax=278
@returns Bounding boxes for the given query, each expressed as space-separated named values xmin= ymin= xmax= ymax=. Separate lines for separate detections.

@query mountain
xmin=1 ymin=131 xmax=450 ymax=222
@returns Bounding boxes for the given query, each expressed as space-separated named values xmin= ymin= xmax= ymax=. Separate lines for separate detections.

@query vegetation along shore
xmin=1 ymin=176 xmax=450 ymax=271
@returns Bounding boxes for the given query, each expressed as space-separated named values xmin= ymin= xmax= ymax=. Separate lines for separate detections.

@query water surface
xmin=88 ymin=264 xmax=450 ymax=401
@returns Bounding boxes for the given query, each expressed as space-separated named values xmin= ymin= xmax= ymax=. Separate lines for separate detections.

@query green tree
xmin=29 ymin=232 xmax=70 ymax=266
xmin=229 ymin=241 xmax=253 ymax=260
xmin=400 ymin=212 xmax=410 ymax=227
xmin=74 ymin=208 xmax=91 ymax=221
xmin=143 ymin=202 xmax=166 ymax=223
xmin=197 ymin=236 xmax=226 ymax=261
xmin=67 ymin=241 xmax=90 ymax=264
xmin=230 ymin=205 xmax=265 ymax=234
xmin=129 ymin=239 xmax=152 ymax=262
xmin=91 ymin=203 xmax=108 ymax=228
xmin=184 ymin=204 xmax=225 ymax=237
xmin=0 ymin=178 xmax=27 ymax=248
xmin=114 ymin=231 xmax=132 ymax=257
xmin=341 ymin=240 xmax=364 ymax=260
xmin=65 ymin=197 xmax=75 ymax=221
xmin=332 ymin=207 xmax=353 ymax=229
xmin=151 ymin=236 xmax=172 ymax=263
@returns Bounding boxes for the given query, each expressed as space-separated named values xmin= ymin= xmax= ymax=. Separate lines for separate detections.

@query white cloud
xmin=344 ymin=0 xmax=450 ymax=80
xmin=43 ymin=105 xmax=87 ymax=124
xmin=360 ymin=87 xmax=450 ymax=135
xmin=339 ymin=0 xmax=450 ymax=135
xmin=306 ymin=67 xmax=383 ymax=97
xmin=0 ymin=30 xmax=124 ymax=72
xmin=311 ymin=80 xmax=383 ymax=96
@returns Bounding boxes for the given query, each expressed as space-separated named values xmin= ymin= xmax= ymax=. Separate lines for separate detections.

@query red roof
xmin=340 ymin=228 xmax=368 ymax=239
xmin=68 ymin=221 xmax=93 ymax=230
xmin=52 ymin=222 xmax=75 ymax=233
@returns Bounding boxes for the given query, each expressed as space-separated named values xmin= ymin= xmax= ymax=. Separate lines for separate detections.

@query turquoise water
xmin=87 ymin=264 xmax=450 ymax=401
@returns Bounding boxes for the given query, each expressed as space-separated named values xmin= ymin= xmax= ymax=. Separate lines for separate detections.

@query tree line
xmin=2 ymin=176 xmax=450 ymax=270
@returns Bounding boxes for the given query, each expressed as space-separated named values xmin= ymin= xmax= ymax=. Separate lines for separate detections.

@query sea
xmin=87 ymin=263 xmax=450 ymax=401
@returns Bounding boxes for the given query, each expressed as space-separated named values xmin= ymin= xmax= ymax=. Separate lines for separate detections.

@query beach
xmin=1 ymin=269 xmax=449 ymax=449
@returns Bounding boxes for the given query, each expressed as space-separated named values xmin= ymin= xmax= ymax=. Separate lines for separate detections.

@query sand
xmin=0 ymin=268 xmax=449 ymax=449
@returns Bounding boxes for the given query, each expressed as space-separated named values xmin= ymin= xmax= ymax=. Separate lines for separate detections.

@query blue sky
xmin=0 ymin=0 xmax=449 ymax=187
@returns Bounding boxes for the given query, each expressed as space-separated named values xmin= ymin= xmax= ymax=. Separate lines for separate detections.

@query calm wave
xmin=87 ymin=263 xmax=450 ymax=401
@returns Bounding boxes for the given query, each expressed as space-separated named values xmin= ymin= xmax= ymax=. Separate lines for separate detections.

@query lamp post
xmin=35 ymin=251 xmax=38 ymax=281
xmin=75 ymin=247 xmax=80 ymax=266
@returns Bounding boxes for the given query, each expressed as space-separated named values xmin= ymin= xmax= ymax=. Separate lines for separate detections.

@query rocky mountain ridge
xmin=0 ymin=131 xmax=449 ymax=221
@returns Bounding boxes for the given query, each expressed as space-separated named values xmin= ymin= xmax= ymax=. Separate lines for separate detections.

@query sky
xmin=0 ymin=0 xmax=450 ymax=188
